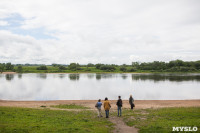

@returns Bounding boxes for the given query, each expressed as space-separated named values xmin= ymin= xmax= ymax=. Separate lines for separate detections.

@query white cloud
xmin=0 ymin=20 xmax=8 ymax=26
xmin=0 ymin=0 xmax=200 ymax=64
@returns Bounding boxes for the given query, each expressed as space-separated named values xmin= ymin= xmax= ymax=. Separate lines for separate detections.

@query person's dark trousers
xmin=105 ymin=110 xmax=109 ymax=118
xmin=131 ymin=104 xmax=134 ymax=109
xmin=118 ymin=106 xmax=122 ymax=116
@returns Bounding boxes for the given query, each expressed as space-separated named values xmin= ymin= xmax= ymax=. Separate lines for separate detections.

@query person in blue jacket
xmin=95 ymin=99 xmax=103 ymax=117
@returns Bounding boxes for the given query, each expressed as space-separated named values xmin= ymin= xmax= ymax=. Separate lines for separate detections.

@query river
xmin=0 ymin=73 xmax=199 ymax=100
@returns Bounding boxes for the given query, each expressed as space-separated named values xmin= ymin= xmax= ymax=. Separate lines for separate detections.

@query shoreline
xmin=1 ymin=100 xmax=200 ymax=109
xmin=1 ymin=72 xmax=200 ymax=74
xmin=2 ymin=72 xmax=17 ymax=74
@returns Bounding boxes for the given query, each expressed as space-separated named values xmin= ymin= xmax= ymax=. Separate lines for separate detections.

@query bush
xmin=95 ymin=64 xmax=102 ymax=69
xmin=127 ymin=67 xmax=136 ymax=72
xmin=59 ymin=65 xmax=66 ymax=71
xmin=99 ymin=65 xmax=116 ymax=71
xmin=17 ymin=65 xmax=23 ymax=73
xmin=5 ymin=63 xmax=14 ymax=70
xmin=37 ymin=65 xmax=48 ymax=70
xmin=120 ymin=67 xmax=127 ymax=72
xmin=179 ymin=67 xmax=196 ymax=72
xmin=68 ymin=63 xmax=81 ymax=71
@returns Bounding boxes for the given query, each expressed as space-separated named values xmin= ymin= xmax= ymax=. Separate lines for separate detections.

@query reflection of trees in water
xmin=5 ymin=74 xmax=14 ymax=81
xmin=18 ymin=74 xmax=22 ymax=79
xmin=87 ymin=74 xmax=95 ymax=79
xmin=96 ymin=74 xmax=101 ymax=80
xmin=95 ymin=74 xmax=119 ymax=80
xmin=37 ymin=74 xmax=47 ymax=79
xmin=59 ymin=74 xmax=65 ymax=79
xmin=101 ymin=74 xmax=114 ymax=79
xmin=132 ymin=74 xmax=200 ymax=82
xmin=69 ymin=74 xmax=79 ymax=80
xmin=121 ymin=74 xmax=128 ymax=79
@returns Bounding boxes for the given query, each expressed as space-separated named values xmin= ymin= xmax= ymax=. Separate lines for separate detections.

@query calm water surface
xmin=0 ymin=73 xmax=200 ymax=100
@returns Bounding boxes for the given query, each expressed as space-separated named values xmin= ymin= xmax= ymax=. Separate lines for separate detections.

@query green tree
xmin=17 ymin=65 xmax=23 ymax=73
xmin=95 ymin=63 xmax=102 ymax=69
xmin=52 ymin=63 xmax=58 ymax=67
xmin=37 ymin=65 xmax=48 ymax=70
xmin=5 ymin=63 xmax=14 ymax=70
xmin=68 ymin=63 xmax=81 ymax=71
xmin=0 ymin=63 xmax=5 ymax=73
xmin=87 ymin=63 xmax=95 ymax=67
xmin=59 ymin=65 xmax=66 ymax=71
xmin=120 ymin=67 xmax=127 ymax=72
xmin=99 ymin=64 xmax=116 ymax=71
xmin=132 ymin=62 xmax=140 ymax=68
xmin=169 ymin=59 xmax=184 ymax=68
xmin=194 ymin=61 xmax=200 ymax=70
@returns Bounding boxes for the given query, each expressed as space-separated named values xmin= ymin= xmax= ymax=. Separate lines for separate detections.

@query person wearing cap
xmin=129 ymin=95 xmax=135 ymax=109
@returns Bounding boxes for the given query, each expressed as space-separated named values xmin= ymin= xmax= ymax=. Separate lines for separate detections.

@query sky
xmin=0 ymin=0 xmax=200 ymax=65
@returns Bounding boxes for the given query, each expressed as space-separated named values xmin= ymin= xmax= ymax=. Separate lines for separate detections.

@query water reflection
xmin=87 ymin=73 xmax=95 ymax=79
xmin=132 ymin=74 xmax=200 ymax=82
xmin=37 ymin=74 xmax=47 ymax=79
xmin=18 ymin=74 xmax=22 ymax=79
xmin=96 ymin=74 xmax=101 ymax=80
xmin=101 ymin=74 xmax=114 ymax=79
xmin=69 ymin=74 xmax=79 ymax=80
xmin=59 ymin=74 xmax=66 ymax=79
xmin=121 ymin=74 xmax=128 ymax=79
xmin=0 ymin=73 xmax=200 ymax=100
xmin=5 ymin=74 xmax=14 ymax=81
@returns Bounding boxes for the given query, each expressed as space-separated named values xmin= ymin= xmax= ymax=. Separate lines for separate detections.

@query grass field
xmin=122 ymin=107 xmax=200 ymax=133
xmin=0 ymin=106 xmax=113 ymax=133
xmin=0 ymin=106 xmax=199 ymax=133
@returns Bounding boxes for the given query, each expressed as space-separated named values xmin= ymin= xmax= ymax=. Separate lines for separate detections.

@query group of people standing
xmin=95 ymin=95 xmax=135 ymax=118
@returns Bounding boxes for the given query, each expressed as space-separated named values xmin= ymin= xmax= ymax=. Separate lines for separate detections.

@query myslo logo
xmin=172 ymin=127 xmax=198 ymax=132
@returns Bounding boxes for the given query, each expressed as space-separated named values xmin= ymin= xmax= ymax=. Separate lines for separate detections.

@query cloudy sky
xmin=0 ymin=0 xmax=200 ymax=65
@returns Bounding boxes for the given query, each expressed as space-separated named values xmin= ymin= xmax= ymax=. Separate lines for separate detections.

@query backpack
xmin=95 ymin=102 xmax=98 ymax=108
xmin=117 ymin=99 xmax=122 ymax=106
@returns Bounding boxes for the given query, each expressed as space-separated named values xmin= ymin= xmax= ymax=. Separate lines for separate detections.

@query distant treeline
xmin=0 ymin=60 xmax=200 ymax=73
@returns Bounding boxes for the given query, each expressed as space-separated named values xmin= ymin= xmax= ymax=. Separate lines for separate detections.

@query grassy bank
xmin=0 ymin=106 xmax=113 ymax=133
xmin=3 ymin=66 xmax=199 ymax=73
xmin=0 ymin=106 xmax=199 ymax=133
xmin=122 ymin=107 xmax=200 ymax=133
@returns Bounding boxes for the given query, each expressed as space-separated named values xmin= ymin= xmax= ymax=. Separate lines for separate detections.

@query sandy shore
xmin=0 ymin=100 xmax=199 ymax=110
xmin=1 ymin=72 xmax=17 ymax=74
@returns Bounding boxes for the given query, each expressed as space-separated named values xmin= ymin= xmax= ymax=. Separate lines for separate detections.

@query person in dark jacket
xmin=129 ymin=95 xmax=134 ymax=109
xmin=116 ymin=96 xmax=122 ymax=116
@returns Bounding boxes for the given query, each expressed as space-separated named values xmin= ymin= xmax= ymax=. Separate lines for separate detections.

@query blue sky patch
xmin=0 ymin=14 xmax=56 ymax=40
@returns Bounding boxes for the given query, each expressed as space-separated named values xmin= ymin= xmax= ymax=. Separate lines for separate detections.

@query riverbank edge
xmin=2 ymin=71 xmax=200 ymax=74
xmin=1 ymin=100 xmax=200 ymax=109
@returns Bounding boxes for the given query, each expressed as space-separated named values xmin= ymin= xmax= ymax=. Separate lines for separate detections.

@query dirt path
xmin=45 ymin=107 xmax=139 ymax=133
xmin=109 ymin=116 xmax=138 ymax=133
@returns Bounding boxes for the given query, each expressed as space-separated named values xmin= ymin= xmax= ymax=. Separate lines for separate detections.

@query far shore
xmin=1 ymin=72 xmax=149 ymax=74
xmin=0 ymin=100 xmax=199 ymax=110
xmin=1 ymin=72 xmax=200 ymax=75
xmin=2 ymin=72 xmax=17 ymax=74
